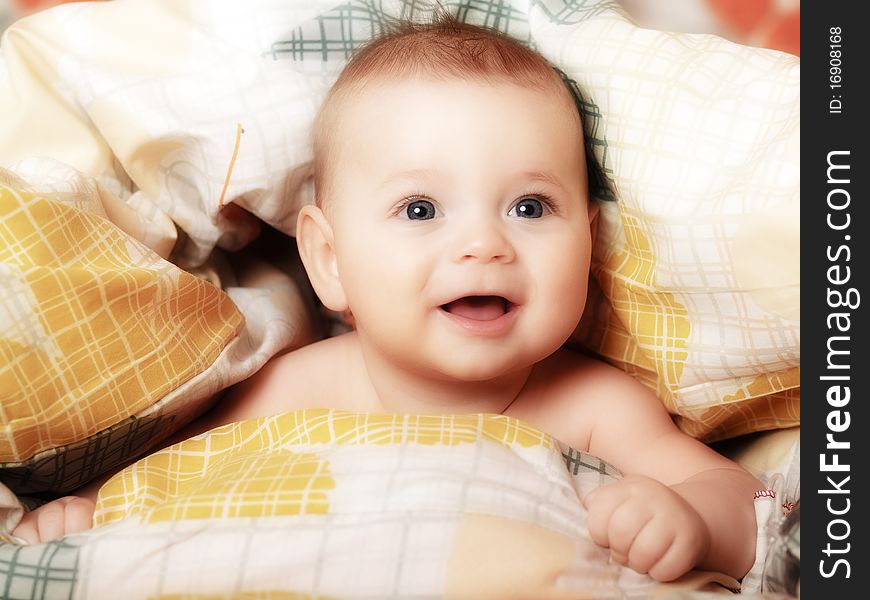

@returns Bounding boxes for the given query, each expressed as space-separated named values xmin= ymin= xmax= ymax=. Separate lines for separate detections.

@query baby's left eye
xmin=509 ymin=197 xmax=548 ymax=219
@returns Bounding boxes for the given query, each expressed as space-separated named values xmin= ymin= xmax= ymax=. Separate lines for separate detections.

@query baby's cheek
xmin=551 ymin=265 xmax=589 ymax=324
xmin=524 ymin=269 xmax=587 ymax=357
xmin=346 ymin=276 xmax=420 ymax=339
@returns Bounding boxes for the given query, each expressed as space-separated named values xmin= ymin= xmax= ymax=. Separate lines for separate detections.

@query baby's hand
xmin=583 ymin=475 xmax=710 ymax=582
xmin=11 ymin=496 xmax=96 ymax=544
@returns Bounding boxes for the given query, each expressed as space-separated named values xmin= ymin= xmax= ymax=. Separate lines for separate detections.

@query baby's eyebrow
xmin=379 ymin=168 xmax=442 ymax=187
xmin=521 ymin=170 xmax=567 ymax=190
xmin=378 ymin=168 xmax=567 ymax=190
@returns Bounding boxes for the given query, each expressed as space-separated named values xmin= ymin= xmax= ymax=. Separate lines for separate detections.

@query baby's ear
xmin=296 ymin=205 xmax=349 ymax=312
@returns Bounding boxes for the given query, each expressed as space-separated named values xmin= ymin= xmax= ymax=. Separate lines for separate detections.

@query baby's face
xmin=323 ymin=77 xmax=595 ymax=381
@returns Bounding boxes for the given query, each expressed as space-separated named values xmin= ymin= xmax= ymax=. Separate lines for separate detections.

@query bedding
xmin=0 ymin=411 xmax=799 ymax=598
xmin=0 ymin=167 xmax=315 ymax=495
xmin=0 ymin=169 xmax=241 ymax=493
xmin=1 ymin=410 xmax=795 ymax=598
xmin=0 ymin=0 xmax=799 ymax=597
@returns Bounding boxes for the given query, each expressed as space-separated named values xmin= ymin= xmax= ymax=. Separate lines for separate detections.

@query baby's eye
xmin=403 ymin=199 xmax=438 ymax=220
xmin=509 ymin=196 xmax=549 ymax=219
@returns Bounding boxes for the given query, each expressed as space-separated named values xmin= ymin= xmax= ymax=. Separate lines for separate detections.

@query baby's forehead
xmin=329 ymin=74 xmax=581 ymax=135
xmin=314 ymin=74 xmax=586 ymax=208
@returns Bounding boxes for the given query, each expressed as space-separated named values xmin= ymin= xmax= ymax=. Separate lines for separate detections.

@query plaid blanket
xmin=0 ymin=410 xmax=796 ymax=598
xmin=1 ymin=410 xmax=666 ymax=599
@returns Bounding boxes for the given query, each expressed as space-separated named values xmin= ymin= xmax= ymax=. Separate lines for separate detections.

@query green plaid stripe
xmin=448 ymin=0 xmax=530 ymax=34
xmin=267 ymin=0 xmax=533 ymax=61
xmin=530 ymin=0 xmax=621 ymax=25
xmin=0 ymin=540 xmax=79 ymax=600
xmin=561 ymin=444 xmax=621 ymax=479
xmin=267 ymin=2 xmax=382 ymax=61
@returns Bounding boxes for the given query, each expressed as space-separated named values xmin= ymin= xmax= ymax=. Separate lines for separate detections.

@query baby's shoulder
xmin=508 ymin=348 xmax=661 ymax=451
xmin=524 ymin=347 xmax=644 ymax=402
xmin=206 ymin=333 xmax=363 ymax=426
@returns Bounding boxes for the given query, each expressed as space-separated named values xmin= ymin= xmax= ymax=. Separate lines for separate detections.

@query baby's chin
xmin=360 ymin=319 xmax=568 ymax=382
xmin=425 ymin=346 xmax=551 ymax=383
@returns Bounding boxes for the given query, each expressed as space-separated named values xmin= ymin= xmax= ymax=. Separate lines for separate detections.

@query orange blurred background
xmin=618 ymin=0 xmax=799 ymax=56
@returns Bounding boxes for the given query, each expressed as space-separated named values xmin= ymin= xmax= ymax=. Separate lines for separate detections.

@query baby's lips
xmin=441 ymin=295 xmax=509 ymax=321
xmin=436 ymin=288 xmax=522 ymax=308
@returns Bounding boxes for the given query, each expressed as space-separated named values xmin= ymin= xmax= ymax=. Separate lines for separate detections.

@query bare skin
xmin=13 ymin=77 xmax=761 ymax=583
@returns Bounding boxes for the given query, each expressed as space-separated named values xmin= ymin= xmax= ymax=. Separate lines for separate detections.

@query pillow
xmin=0 ymin=170 xmax=244 ymax=493
xmin=545 ymin=7 xmax=800 ymax=440
xmin=0 ymin=0 xmax=798 ymax=441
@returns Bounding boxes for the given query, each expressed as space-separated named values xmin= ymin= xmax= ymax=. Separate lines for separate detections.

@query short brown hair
xmin=312 ymin=13 xmax=581 ymax=206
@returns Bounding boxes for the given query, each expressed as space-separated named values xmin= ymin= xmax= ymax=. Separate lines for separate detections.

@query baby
xmin=13 ymin=16 xmax=761 ymax=583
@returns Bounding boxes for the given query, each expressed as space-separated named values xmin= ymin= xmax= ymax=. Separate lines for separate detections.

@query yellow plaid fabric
xmin=593 ymin=210 xmax=691 ymax=393
xmin=576 ymin=208 xmax=799 ymax=441
xmin=0 ymin=184 xmax=244 ymax=463
xmin=94 ymin=410 xmax=552 ymax=526
xmin=575 ymin=205 xmax=800 ymax=441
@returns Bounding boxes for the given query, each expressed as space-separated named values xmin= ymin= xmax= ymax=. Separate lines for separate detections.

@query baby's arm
xmin=576 ymin=365 xmax=761 ymax=581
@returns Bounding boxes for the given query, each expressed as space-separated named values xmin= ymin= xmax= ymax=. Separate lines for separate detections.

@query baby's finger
xmin=583 ymin=480 xmax=626 ymax=509
xmin=11 ymin=512 xmax=40 ymax=545
xmin=609 ymin=549 xmax=628 ymax=566
xmin=585 ymin=487 xmax=629 ymax=548
xmin=606 ymin=500 xmax=653 ymax=560
xmin=647 ymin=532 xmax=697 ymax=582
xmin=626 ymin=518 xmax=675 ymax=575
xmin=36 ymin=502 xmax=66 ymax=543
xmin=63 ymin=497 xmax=96 ymax=535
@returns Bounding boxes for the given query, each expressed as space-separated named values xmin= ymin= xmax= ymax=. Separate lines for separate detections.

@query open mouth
xmin=440 ymin=295 xmax=512 ymax=322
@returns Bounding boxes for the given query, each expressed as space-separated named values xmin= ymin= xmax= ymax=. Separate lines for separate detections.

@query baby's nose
xmin=453 ymin=219 xmax=516 ymax=264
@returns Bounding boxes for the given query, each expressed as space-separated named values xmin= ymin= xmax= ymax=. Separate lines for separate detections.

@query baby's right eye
xmin=403 ymin=199 xmax=437 ymax=220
